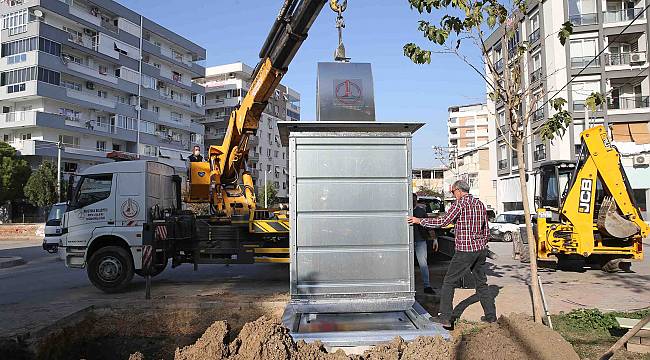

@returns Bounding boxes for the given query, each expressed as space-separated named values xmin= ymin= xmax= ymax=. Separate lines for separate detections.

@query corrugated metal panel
xmin=289 ymin=126 xmax=416 ymax=310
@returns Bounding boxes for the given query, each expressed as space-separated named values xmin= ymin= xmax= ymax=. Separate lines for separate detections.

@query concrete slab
xmin=0 ymin=256 xmax=25 ymax=269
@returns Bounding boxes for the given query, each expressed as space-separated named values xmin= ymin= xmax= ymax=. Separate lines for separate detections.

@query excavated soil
xmin=0 ymin=304 xmax=580 ymax=360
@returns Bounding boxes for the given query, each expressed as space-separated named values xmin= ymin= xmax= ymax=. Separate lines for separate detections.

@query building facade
xmin=197 ymin=62 xmax=300 ymax=200
xmin=444 ymin=103 xmax=496 ymax=209
xmin=485 ymin=0 xmax=650 ymax=217
xmin=412 ymin=167 xmax=445 ymax=195
xmin=0 ymin=0 xmax=206 ymax=173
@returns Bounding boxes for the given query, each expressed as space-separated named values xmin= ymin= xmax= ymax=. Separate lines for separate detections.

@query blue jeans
xmin=415 ymin=240 xmax=431 ymax=288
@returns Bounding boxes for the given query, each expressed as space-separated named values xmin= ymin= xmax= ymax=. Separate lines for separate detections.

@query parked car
xmin=489 ymin=210 xmax=527 ymax=242
xmin=42 ymin=202 xmax=67 ymax=257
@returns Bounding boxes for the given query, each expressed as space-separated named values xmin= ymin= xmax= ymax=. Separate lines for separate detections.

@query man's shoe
xmin=431 ymin=316 xmax=453 ymax=329
xmin=480 ymin=315 xmax=497 ymax=323
xmin=423 ymin=287 xmax=436 ymax=295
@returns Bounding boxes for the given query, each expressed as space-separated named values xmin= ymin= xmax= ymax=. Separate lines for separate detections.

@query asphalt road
xmin=0 ymin=238 xmax=649 ymax=337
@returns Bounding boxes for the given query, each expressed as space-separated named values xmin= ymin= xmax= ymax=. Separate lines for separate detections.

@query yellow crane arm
xmin=188 ymin=0 xmax=328 ymax=208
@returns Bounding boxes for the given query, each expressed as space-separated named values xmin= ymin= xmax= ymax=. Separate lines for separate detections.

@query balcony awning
xmin=612 ymin=123 xmax=650 ymax=144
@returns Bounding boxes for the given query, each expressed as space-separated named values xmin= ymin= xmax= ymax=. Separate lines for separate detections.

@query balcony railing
xmin=530 ymin=68 xmax=543 ymax=83
xmin=498 ymin=159 xmax=508 ymax=170
xmin=608 ymin=96 xmax=650 ymax=110
xmin=528 ymin=29 xmax=540 ymax=44
xmin=534 ymin=147 xmax=547 ymax=162
xmin=569 ymin=13 xmax=598 ymax=26
xmin=604 ymin=7 xmax=645 ymax=23
xmin=604 ymin=52 xmax=647 ymax=66
xmin=573 ymin=101 xmax=586 ymax=111
xmin=571 ymin=55 xmax=600 ymax=69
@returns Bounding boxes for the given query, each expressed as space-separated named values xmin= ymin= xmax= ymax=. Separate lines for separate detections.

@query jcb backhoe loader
xmin=534 ymin=125 xmax=648 ymax=271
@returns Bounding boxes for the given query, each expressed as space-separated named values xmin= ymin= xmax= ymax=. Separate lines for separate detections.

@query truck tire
xmin=87 ymin=246 xmax=134 ymax=293
xmin=503 ymin=231 xmax=513 ymax=242
xmin=135 ymin=259 xmax=168 ymax=277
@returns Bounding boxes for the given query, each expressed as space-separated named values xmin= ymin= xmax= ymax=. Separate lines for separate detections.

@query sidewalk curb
xmin=0 ymin=256 xmax=26 ymax=269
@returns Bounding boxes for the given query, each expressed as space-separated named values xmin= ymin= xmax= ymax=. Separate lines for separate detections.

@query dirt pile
xmin=175 ymin=321 xmax=230 ymax=360
xmin=457 ymin=314 xmax=580 ymax=360
xmin=362 ymin=336 xmax=451 ymax=360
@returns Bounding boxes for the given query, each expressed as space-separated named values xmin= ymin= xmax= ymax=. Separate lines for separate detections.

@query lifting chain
xmin=329 ymin=0 xmax=350 ymax=62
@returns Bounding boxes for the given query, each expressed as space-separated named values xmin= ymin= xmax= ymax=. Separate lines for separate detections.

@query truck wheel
xmin=135 ymin=259 xmax=168 ymax=277
xmin=87 ymin=246 xmax=134 ymax=293
xmin=503 ymin=232 xmax=513 ymax=242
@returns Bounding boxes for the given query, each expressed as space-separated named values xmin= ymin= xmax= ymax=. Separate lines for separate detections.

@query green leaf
xmin=558 ymin=21 xmax=574 ymax=46
xmin=403 ymin=43 xmax=432 ymax=64
xmin=540 ymin=98 xmax=573 ymax=141
xmin=585 ymin=92 xmax=606 ymax=111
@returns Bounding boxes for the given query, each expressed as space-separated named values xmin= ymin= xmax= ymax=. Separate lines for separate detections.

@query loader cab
xmin=536 ymin=161 xmax=576 ymax=209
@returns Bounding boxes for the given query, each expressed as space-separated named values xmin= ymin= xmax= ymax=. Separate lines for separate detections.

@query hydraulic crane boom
xmin=188 ymin=0 xmax=328 ymax=219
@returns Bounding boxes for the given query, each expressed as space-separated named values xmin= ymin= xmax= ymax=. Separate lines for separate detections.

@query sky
xmin=118 ymin=0 xmax=487 ymax=167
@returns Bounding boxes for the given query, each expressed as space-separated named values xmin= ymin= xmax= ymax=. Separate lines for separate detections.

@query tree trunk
xmin=515 ymin=138 xmax=545 ymax=323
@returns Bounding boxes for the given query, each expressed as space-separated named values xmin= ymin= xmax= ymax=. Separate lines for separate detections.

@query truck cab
xmin=61 ymin=161 xmax=178 ymax=292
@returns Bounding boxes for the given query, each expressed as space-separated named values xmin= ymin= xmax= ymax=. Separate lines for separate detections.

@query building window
xmin=116 ymin=115 xmax=137 ymax=130
xmin=1 ymin=66 xmax=37 ymax=85
xmin=141 ymin=74 xmax=158 ymax=89
xmin=171 ymin=112 xmax=182 ymax=122
xmin=59 ymin=134 xmax=80 ymax=148
xmin=6 ymin=53 xmax=26 ymax=65
xmin=1 ymin=9 xmax=28 ymax=36
xmin=62 ymin=80 xmax=81 ymax=91
xmin=570 ymin=38 xmax=598 ymax=68
xmin=274 ymin=150 xmax=279 ymax=158
xmin=140 ymin=144 xmax=158 ymax=157
xmin=498 ymin=111 xmax=506 ymax=126
xmin=64 ymin=162 xmax=78 ymax=173
xmin=38 ymin=37 xmax=61 ymax=56
xmin=96 ymin=141 xmax=106 ymax=151
xmin=1 ymin=37 xmax=37 ymax=57
xmin=97 ymin=90 xmax=107 ymax=98
xmin=59 ymin=108 xmax=80 ymax=121
xmin=140 ymin=120 xmax=155 ymax=134
xmin=6 ymin=83 xmax=25 ymax=93
xmin=37 ymin=67 xmax=60 ymax=85
xmin=568 ymin=0 xmax=597 ymax=26
xmin=572 ymin=81 xmax=600 ymax=111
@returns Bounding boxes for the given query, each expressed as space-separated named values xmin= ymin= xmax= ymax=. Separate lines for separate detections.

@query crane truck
xmin=59 ymin=0 xmax=331 ymax=292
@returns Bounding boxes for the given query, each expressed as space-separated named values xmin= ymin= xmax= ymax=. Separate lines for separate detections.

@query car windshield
xmin=494 ymin=214 xmax=524 ymax=224
xmin=47 ymin=204 xmax=67 ymax=221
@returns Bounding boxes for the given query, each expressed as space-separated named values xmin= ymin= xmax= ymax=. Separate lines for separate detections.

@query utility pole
xmin=57 ymin=141 xmax=63 ymax=202
xmin=264 ymin=170 xmax=268 ymax=208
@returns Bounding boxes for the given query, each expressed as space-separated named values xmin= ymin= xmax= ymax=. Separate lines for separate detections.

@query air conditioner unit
xmin=86 ymin=81 xmax=95 ymax=90
xmin=633 ymin=154 xmax=649 ymax=167
xmin=631 ymin=52 xmax=647 ymax=63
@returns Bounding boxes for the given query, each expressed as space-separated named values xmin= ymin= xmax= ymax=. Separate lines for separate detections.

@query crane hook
xmin=329 ymin=0 xmax=350 ymax=62
xmin=329 ymin=0 xmax=347 ymax=15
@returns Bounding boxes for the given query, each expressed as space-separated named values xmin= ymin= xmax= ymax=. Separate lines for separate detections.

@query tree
xmin=0 ymin=142 xmax=31 ymax=205
xmin=257 ymin=181 xmax=279 ymax=208
xmin=24 ymin=160 xmax=58 ymax=208
xmin=403 ymin=0 xmax=578 ymax=323
xmin=417 ymin=186 xmax=444 ymax=199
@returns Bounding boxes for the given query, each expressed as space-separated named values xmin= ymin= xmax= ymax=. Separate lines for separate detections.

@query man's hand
xmin=407 ymin=216 xmax=421 ymax=225
xmin=432 ymin=239 xmax=439 ymax=252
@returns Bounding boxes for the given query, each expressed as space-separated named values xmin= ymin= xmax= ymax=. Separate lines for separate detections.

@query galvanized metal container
xmin=278 ymin=122 xmax=448 ymax=346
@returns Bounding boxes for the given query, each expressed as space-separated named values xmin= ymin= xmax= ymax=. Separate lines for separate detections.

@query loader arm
xmin=188 ymin=0 xmax=328 ymax=217
xmin=560 ymin=125 xmax=649 ymax=253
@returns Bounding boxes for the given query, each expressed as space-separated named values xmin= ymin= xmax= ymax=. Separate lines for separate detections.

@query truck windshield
xmin=73 ymin=174 xmax=113 ymax=208
xmin=47 ymin=204 xmax=67 ymax=221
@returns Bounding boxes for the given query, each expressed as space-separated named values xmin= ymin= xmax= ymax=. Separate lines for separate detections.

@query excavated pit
xmin=0 ymin=304 xmax=580 ymax=360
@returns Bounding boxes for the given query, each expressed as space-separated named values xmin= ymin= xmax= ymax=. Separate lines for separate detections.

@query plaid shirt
xmin=420 ymin=194 xmax=489 ymax=252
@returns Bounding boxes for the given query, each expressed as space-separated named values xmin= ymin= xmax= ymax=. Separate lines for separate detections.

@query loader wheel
xmin=619 ymin=261 xmax=632 ymax=272
xmin=600 ymin=259 xmax=632 ymax=273
xmin=503 ymin=232 xmax=513 ymax=242
xmin=87 ymin=246 xmax=134 ymax=293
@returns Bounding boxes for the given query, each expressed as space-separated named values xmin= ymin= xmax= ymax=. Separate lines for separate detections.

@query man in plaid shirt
xmin=407 ymin=180 xmax=497 ymax=328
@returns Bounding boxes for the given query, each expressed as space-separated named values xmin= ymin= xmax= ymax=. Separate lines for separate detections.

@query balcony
xmin=604 ymin=52 xmax=647 ymax=66
xmin=528 ymin=29 xmax=540 ymax=44
xmin=498 ymin=159 xmax=508 ymax=170
xmin=69 ymin=6 xmax=101 ymax=27
xmin=604 ymin=8 xmax=645 ymax=23
xmin=569 ymin=13 xmax=598 ymax=26
xmin=571 ymin=56 xmax=600 ymax=69
xmin=67 ymin=33 xmax=99 ymax=52
xmin=65 ymin=61 xmax=118 ymax=84
xmin=66 ymin=88 xmax=117 ymax=108
xmin=0 ymin=110 xmax=37 ymax=128
xmin=530 ymin=68 xmax=543 ymax=83
xmin=608 ymin=96 xmax=650 ymax=110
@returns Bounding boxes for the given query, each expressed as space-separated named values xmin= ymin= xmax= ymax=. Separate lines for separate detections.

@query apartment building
xmin=444 ymin=103 xmax=496 ymax=208
xmin=485 ymin=0 xmax=650 ymax=216
xmin=196 ymin=62 xmax=301 ymax=200
xmin=448 ymin=103 xmax=490 ymax=153
xmin=412 ymin=167 xmax=445 ymax=194
xmin=0 ymin=0 xmax=206 ymax=174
